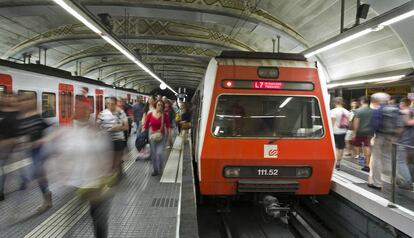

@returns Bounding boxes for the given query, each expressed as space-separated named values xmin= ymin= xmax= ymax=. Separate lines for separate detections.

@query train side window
xmin=18 ymin=90 xmax=37 ymax=107
xmin=67 ymin=92 xmax=73 ymax=118
xmin=0 ymin=85 xmax=5 ymax=94
xmin=42 ymin=92 xmax=56 ymax=118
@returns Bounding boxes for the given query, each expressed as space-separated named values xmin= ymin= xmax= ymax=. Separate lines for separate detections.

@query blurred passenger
xmin=49 ymin=120 xmax=114 ymax=238
xmin=148 ymin=95 xmax=156 ymax=113
xmin=368 ymin=93 xmax=403 ymax=190
xmin=0 ymin=94 xmax=20 ymax=201
xmin=395 ymin=98 xmax=414 ymax=190
xmin=74 ymin=87 xmax=90 ymax=124
xmin=132 ymin=96 xmax=145 ymax=133
xmin=144 ymin=100 xmax=170 ymax=176
xmin=352 ymin=96 xmax=374 ymax=172
xmin=97 ymin=97 xmax=128 ymax=180
xmin=17 ymin=94 xmax=52 ymax=211
xmin=162 ymin=96 xmax=168 ymax=103
xmin=164 ymin=100 xmax=174 ymax=148
xmin=330 ymin=97 xmax=350 ymax=170
xmin=118 ymin=97 xmax=132 ymax=142
xmin=156 ymin=94 xmax=162 ymax=101
xmin=178 ymin=102 xmax=192 ymax=139
xmin=345 ymin=99 xmax=359 ymax=157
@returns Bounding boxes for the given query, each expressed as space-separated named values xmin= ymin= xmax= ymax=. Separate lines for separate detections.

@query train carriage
xmin=0 ymin=60 xmax=145 ymax=126
xmin=192 ymin=51 xmax=335 ymax=197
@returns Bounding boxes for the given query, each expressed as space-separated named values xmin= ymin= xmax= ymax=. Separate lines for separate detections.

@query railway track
xmin=198 ymin=199 xmax=333 ymax=238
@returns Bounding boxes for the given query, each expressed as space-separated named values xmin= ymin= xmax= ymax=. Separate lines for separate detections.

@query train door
xmin=59 ymin=83 xmax=74 ymax=125
xmin=0 ymin=74 xmax=13 ymax=94
xmin=95 ymin=89 xmax=104 ymax=117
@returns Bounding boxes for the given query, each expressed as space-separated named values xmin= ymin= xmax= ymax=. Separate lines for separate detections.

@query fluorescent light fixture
xmin=160 ymin=83 xmax=167 ymax=90
xmin=305 ymin=29 xmax=371 ymax=58
xmin=304 ymin=2 xmax=414 ymax=58
xmin=214 ymin=126 xmax=220 ymax=135
xmin=279 ymin=97 xmax=293 ymax=108
xmin=54 ymin=0 xmax=101 ymax=34
xmin=54 ymin=0 xmax=177 ymax=95
xmin=327 ymin=75 xmax=404 ymax=89
xmin=380 ymin=10 xmax=414 ymax=26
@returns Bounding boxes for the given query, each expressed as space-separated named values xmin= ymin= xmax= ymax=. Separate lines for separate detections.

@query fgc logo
xmin=264 ymin=145 xmax=278 ymax=159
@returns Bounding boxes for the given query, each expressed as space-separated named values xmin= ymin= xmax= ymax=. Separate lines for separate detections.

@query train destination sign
xmin=222 ymin=80 xmax=314 ymax=91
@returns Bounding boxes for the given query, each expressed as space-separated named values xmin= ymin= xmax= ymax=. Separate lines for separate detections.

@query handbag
xmin=135 ymin=130 xmax=149 ymax=151
xmin=181 ymin=121 xmax=191 ymax=130
xmin=149 ymin=113 xmax=164 ymax=142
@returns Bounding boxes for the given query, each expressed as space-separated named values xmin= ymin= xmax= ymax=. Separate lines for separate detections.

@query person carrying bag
xmin=143 ymin=100 xmax=170 ymax=176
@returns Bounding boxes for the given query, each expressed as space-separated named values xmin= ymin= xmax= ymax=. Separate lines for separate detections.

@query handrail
xmin=388 ymin=142 xmax=414 ymax=208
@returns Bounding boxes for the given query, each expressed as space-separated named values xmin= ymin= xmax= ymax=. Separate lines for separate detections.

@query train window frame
xmin=18 ymin=90 xmax=37 ymax=108
xmin=41 ymin=92 xmax=56 ymax=118
xmin=210 ymin=93 xmax=326 ymax=139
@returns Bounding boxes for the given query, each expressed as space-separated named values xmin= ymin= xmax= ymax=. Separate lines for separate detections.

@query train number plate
xmin=257 ymin=168 xmax=279 ymax=176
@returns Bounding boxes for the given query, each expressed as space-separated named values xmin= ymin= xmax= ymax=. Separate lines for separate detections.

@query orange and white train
xmin=0 ymin=60 xmax=145 ymax=126
xmin=191 ymin=51 xmax=335 ymax=198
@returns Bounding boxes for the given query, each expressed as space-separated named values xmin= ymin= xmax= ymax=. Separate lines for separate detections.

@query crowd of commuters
xmin=331 ymin=93 xmax=414 ymax=191
xmin=0 ymin=90 xmax=191 ymax=238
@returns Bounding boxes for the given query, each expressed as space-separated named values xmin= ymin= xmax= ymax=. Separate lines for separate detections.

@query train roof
xmin=217 ymin=51 xmax=307 ymax=61
xmin=0 ymin=59 xmax=148 ymax=96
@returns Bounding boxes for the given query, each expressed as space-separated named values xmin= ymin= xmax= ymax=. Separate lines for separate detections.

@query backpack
xmin=338 ymin=111 xmax=349 ymax=129
xmin=378 ymin=105 xmax=400 ymax=134
xmin=135 ymin=130 xmax=148 ymax=151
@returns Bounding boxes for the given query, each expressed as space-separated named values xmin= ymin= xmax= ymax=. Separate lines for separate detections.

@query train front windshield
xmin=212 ymin=95 xmax=324 ymax=138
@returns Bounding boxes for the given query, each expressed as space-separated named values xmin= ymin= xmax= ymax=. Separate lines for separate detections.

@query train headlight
xmin=224 ymin=167 xmax=241 ymax=178
xmin=295 ymin=167 xmax=312 ymax=178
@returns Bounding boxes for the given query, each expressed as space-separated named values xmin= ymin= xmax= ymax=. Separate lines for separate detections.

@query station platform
xmin=0 ymin=134 xmax=198 ymax=238
xmin=332 ymin=156 xmax=414 ymax=236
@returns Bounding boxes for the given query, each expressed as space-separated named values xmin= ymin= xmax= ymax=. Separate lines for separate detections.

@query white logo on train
xmin=264 ymin=145 xmax=278 ymax=158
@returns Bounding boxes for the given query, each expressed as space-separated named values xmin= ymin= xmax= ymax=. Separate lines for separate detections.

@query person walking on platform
xmin=178 ymin=102 xmax=192 ymax=140
xmin=330 ymin=97 xmax=350 ymax=170
xmin=395 ymin=98 xmax=414 ymax=190
xmin=0 ymin=93 xmax=20 ymax=201
xmin=17 ymin=94 xmax=52 ymax=211
xmin=345 ymin=99 xmax=359 ymax=158
xmin=132 ymin=96 xmax=145 ymax=133
xmin=143 ymin=100 xmax=170 ymax=176
xmin=368 ymin=93 xmax=403 ymax=190
xmin=352 ymin=96 xmax=374 ymax=172
xmin=97 ymin=97 xmax=128 ymax=180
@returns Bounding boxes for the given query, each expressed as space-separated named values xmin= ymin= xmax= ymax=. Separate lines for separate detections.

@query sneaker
xmin=151 ymin=172 xmax=158 ymax=176
xmin=361 ymin=166 xmax=370 ymax=172
xmin=335 ymin=164 xmax=341 ymax=171
xmin=367 ymin=183 xmax=382 ymax=190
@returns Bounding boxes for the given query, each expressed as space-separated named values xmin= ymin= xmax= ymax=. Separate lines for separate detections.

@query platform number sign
xmin=264 ymin=145 xmax=278 ymax=159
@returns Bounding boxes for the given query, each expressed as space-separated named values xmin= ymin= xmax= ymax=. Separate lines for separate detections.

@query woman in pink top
xmin=144 ymin=100 xmax=170 ymax=176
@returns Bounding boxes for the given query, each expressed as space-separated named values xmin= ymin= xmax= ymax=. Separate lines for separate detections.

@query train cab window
xmin=42 ymin=92 xmax=56 ymax=118
xmin=212 ymin=95 xmax=324 ymax=138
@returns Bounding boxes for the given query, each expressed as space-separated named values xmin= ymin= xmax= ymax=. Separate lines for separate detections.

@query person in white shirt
xmin=330 ymin=97 xmax=350 ymax=170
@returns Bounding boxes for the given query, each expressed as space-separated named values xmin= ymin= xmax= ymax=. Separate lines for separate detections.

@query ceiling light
xmin=303 ymin=1 xmax=414 ymax=58
xmin=160 ymin=83 xmax=167 ymax=90
xmin=327 ymin=75 xmax=404 ymax=89
xmin=380 ymin=10 xmax=414 ymax=26
xmin=54 ymin=0 xmax=177 ymax=95
xmin=305 ymin=29 xmax=372 ymax=58
xmin=54 ymin=0 xmax=101 ymax=34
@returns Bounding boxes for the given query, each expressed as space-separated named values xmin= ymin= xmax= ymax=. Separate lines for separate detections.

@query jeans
xmin=396 ymin=145 xmax=413 ymax=186
xmin=31 ymin=146 xmax=49 ymax=194
xmin=150 ymin=139 xmax=164 ymax=174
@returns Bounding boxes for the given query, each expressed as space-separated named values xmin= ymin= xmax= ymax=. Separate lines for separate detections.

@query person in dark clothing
xmin=132 ymin=96 xmax=145 ymax=133
xmin=17 ymin=94 xmax=52 ymax=211
xmin=0 ymin=93 xmax=20 ymax=201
